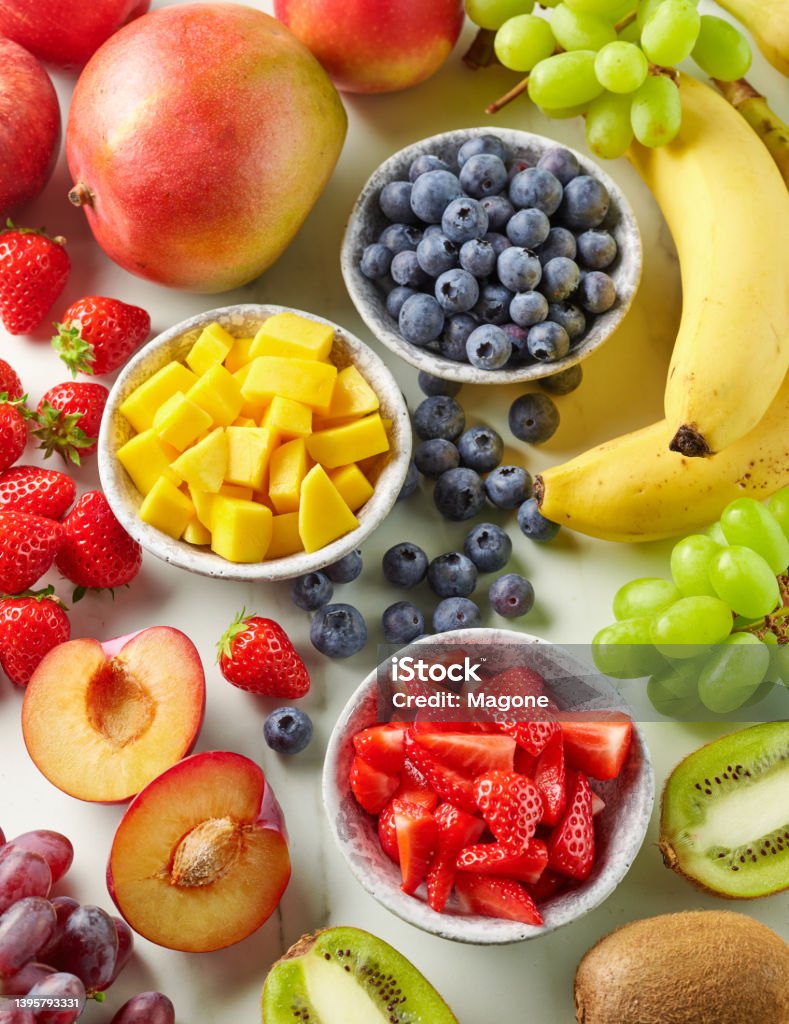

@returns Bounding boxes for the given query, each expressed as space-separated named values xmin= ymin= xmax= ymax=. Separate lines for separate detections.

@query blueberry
xmin=536 ymin=146 xmax=581 ymax=185
xmin=547 ymin=302 xmax=586 ymax=341
xmin=457 ymin=135 xmax=507 ymax=166
xmin=507 ymin=158 xmax=531 ymax=181
xmin=510 ymin=290 xmax=549 ymax=328
xmin=324 ymin=549 xmax=363 ymax=583
xmin=433 ymin=467 xmax=486 ymax=521
xmin=537 ymin=226 xmax=577 ymax=265
xmin=397 ymin=459 xmax=419 ymax=501
xmin=423 ymin=224 xmax=444 ymax=239
xmin=466 ymin=324 xmax=511 ymax=370
xmin=440 ymin=314 xmax=477 ymax=362
xmin=418 ymin=370 xmax=461 ymax=397
xmin=459 ymin=238 xmax=496 ymax=278
xmin=264 ymin=707 xmax=313 ymax=755
xmin=379 ymin=223 xmax=422 ymax=254
xmin=517 ymin=496 xmax=561 ymax=542
xmin=501 ymin=322 xmax=531 ymax=363
xmin=360 ymin=243 xmax=393 ymax=280
xmin=427 ymin=551 xmax=478 ymax=598
xmin=527 ymin=321 xmax=570 ymax=362
xmin=540 ymin=257 xmax=580 ymax=303
xmin=484 ymin=464 xmax=532 ymax=509
xmin=382 ymin=601 xmax=425 ymax=644
xmin=497 ymin=247 xmax=542 ymax=293
xmin=539 ymin=364 xmax=583 ymax=395
xmin=489 ymin=573 xmax=535 ymax=618
xmin=414 ymin=438 xmax=460 ymax=478
xmin=435 ymin=268 xmax=480 ymax=314
xmin=480 ymin=195 xmax=515 ymax=233
xmin=290 ymin=571 xmax=333 ymax=611
xmin=464 ymin=522 xmax=513 ymax=572
xmin=399 ymin=294 xmax=445 ymax=346
xmin=409 ymin=154 xmax=451 ymax=181
xmin=578 ymin=270 xmax=617 ymax=313
xmin=577 ymin=229 xmax=617 ymax=270
xmin=413 ymin=395 xmax=465 ymax=440
xmin=505 ymin=208 xmax=551 ymax=249
xmin=441 ymin=197 xmax=489 ymax=244
xmin=483 ymin=232 xmax=511 ymax=257
xmin=509 ymin=392 xmax=560 ymax=443
xmin=391 ymin=250 xmax=429 ymax=289
xmin=560 ymin=175 xmax=610 ymax=229
xmin=416 ymin=233 xmax=458 ymax=277
xmin=310 ymin=603 xmax=367 ymax=658
xmin=474 ymin=283 xmax=513 ymax=325
xmin=433 ymin=596 xmax=482 ymax=632
xmin=410 ymin=169 xmax=463 ymax=223
xmin=509 ymin=167 xmax=563 ymax=215
xmin=457 ymin=425 xmax=504 ymax=472
xmin=386 ymin=285 xmax=416 ymax=320
xmin=379 ymin=180 xmax=419 ymax=225
xmin=459 ymin=153 xmax=508 ymax=199
xmin=382 ymin=541 xmax=428 ymax=587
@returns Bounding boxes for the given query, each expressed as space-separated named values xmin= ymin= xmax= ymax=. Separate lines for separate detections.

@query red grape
xmin=109 ymin=991 xmax=175 ymax=1024
xmin=25 ymin=972 xmax=85 ymax=1024
xmin=6 ymin=833 xmax=73 ymax=884
xmin=0 ymin=897 xmax=57 ymax=976
xmin=0 ymin=850 xmax=51 ymax=913
xmin=0 ymin=1005 xmax=36 ymax=1023
xmin=1 ymin=961 xmax=56 ymax=994
xmin=37 ymin=897 xmax=80 ymax=963
xmin=54 ymin=905 xmax=117 ymax=993
xmin=107 ymin=917 xmax=134 ymax=985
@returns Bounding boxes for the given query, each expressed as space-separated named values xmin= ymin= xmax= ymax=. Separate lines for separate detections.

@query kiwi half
xmin=660 ymin=721 xmax=789 ymax=898
xmin=261 ymin=926 xmax=459 ymax=1023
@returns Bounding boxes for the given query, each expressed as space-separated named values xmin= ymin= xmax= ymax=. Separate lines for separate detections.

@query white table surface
xmin=1 ymin=2 xmax=787 ymax=1021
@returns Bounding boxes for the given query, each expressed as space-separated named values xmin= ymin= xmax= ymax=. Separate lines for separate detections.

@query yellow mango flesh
xmin=224 ymin=426 xmax=278 ymax=491
xmin=306 ymin=413 xmax=389 ymax=469
xmin=267 ymin=512 xmax=304 ymax=559
xmin=139 ymin=477 xmax=195 ymax=539
xmin=120 ymin=362 xmax=198 ymax=433
xmin=187 ymin=364 xmax=242 ymax=426
xmin=324 ymin=365 xmax=380 ymax=421
xmin=250 ymin=312 xmax=334 ymax=361
xmin=211 ymin=497 xmax=272 ymax=562
xmin=269 ymin=438 xmax=309 ymax=515
xmin=117 ymin=429 xmax=181 ymax=496
xmin=182 ymin=518 xmax=211 ymax=545
xmin=170 ymin=427 xmax=228 ymax=493
xmin=261 ymin=395 xmax=312 ymax=439
xmin=329 ymin=463 xmax=374 ymax=512
xmin=298 ymin=464 xmax=358 ymax=553
xmin=242 ymin=356 xmax=337 ymax=413
xmin=224 ymin=336 xmax=255 ymax=374
xmin=185 ymin=322 xmax=234 ymax=376
xmin=152 ymin=392 xmax=213 ymax=452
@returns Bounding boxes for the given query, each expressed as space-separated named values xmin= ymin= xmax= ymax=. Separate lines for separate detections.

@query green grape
xmin=641 ymin=0 xmax=700 ymax=66
xmin=592 ymin=617 xmax=667 ymax=678
xmin=586 ymin=92 xmax=634 ymax=159
xmin=466 ymin=0 xmax=535 ymax=30
xmin=708 ymin=546 xmax=780 ymax=619
xmin=539 ymin=103 xmax=590 ymax=119
xmin=636 ymin=0 xmax=667 ymax=31
xmin=705 ymin=521 xmax=728 ymax=546
xmin=647 ymin=658 xmax=703 ymax=717
xmin=495 ymin=14 xmax=556 ymax=72
xmin=741 ymin=677 xmax=776 ymax=707
xmin=670 ymin=534 xmax=722 ymax=597
xmin=528 ymin=51 xmax=604 ymax=108
xmin=551 ymin=3 xmax=616 ymax=50
xmin=565 ymin=0 xmax=632 ymax=16
xmin=691 ymin=15 xmax=751 ymax=81
xmin=767 ymin=487 xmax=789 ymax=540
xmin=613 ymin=577 xmax=679 ymax=620
xmin=720 ymin=498 xmax=789 ymax=575
xmin=697 ymin=633 xmax=769 ymax=713
xmin=650 ymin=595 xmax=733 ymax=659
xmin=631 ymin=74 xmax=681 ymax=147
xmin=594 ymin=41 xmax=649 ymax=93
xmin=769 ymin=643 xmax=789 ymax=686
xmin=618 ymin=19 xmax=642 ymax=44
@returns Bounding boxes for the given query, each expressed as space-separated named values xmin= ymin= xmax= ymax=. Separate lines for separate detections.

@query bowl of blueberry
xmin=341 ymin=128 xmax=642 ymax=384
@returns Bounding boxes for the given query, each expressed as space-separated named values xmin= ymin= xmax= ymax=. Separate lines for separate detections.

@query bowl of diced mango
xmin=98 ymin=304 xmax=413 ymax=581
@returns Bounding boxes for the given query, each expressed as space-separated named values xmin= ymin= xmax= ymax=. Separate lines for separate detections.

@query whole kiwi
xmin=574 ymin=910 xmax=789 ymax=1024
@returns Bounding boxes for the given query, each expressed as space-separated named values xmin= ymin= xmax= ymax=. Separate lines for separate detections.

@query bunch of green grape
xmin=466 ymin=0 xmax=753 ymax=157
xmin=591 ymin=488 xmax=789 ymax=717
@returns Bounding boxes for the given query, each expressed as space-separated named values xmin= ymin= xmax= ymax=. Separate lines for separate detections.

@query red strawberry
xmin=483 ymin=666 xmax=558 ymax=711
xmin=0 ymin=226 xmax=69 ymax=335
xmin=456 ymin=839 xmax=548 ymax=884
xmin=514 ymin=747 xmax=537 ymax=776
xmin=0 ymin=466 xmax=75 ymax=519
xmin=0 ymin=511 xmax=62 ymax=594
xmin=218 ymin=610 xmax=310 ymax=698
xmin=547 ymin=770 xmax=595 ymax=881
xmin=350 ymin=757 xmax=399 ymax=815
xmin=455 ymin=872 xmax=543 ymax=926
xmin=526 ymin=868 xmax=566 ymax=903
xmin=404 ymin=734 xmax=477 ymax=813
xmin=394 ymin=758 xmax=438 ymax=811
xmin=55 ymin=490 xmax=142 ymax=594
xmin=53 ymin=296 xmax=151 ymax=377
xmin=352 ymin=723 xmax=408 ymax=774
xmin=0 ymin=396 xmax=29 ymax=473
xmin=534 ymin=731 xmax=566 ymax=826
xmin=0 ymin=588 xmax=69 ymax=686
xmin=473 ymin=770 xmax=543 ymax=853
xmin=426 ymin=802 xmax=485 ymax=912
xmin=502 ymin=716 xmax=561 ymax=757
xmin=393 ymin=799 xmax=437 ymax=895
xmin=559 ymin=718 xmax=633 ymax=780
xmin=33 ymin=382 xmax=108 ymax=464
xmin=377 ymin=802 xmax=400 ymax=864
xmin=410 ymin=727 xmax=516 ymax=776
xmin=0 ymin=360 xmax=23 ymax=399
xmin=591 ymin=789 xmax=606 ymax=817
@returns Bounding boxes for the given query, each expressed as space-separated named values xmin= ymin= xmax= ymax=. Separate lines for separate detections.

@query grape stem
xmin=463 ymin=28 xmax=497 ymax=70
xmin=650 ymin=63 xmax=680 ymax=83
xmin=614 ymin=9 xmax=637 ymax=32
xmin=486 ymin=75 xmax=531 ymax=115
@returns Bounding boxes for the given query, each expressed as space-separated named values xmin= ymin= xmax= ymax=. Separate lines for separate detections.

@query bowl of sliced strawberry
xmin=323 ymin=629 xmax=654 ymax=944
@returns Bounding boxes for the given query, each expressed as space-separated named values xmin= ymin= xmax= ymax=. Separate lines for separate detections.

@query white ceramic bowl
xmin=98 ymin=304 xmax=412 ymax=582
xmin=341 ymin=127 xmax=642 ymax=385
xmin=323 ymin=629 xmax=654 ymax=944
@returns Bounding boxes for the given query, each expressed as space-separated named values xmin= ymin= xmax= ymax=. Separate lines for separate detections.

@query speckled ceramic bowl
xmin=98 ymin=304 xmax=412 ymax=583
xmin=323 ymin=629 xmax=654 ymax=944
xmin=341 ymin=127 xmax=642 ymax=384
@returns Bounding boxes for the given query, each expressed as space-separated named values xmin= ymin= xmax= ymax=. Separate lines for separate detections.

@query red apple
xmin=0 ymin=38 xmax=60 ymax=217
xmin=65 ymin=3 xmax=347 ymax=293
xmin=107 ymin=751 xmax=291 ymax=952
xmin=274 ymin=0 xmax=465 ymax=94
xmin=21 ymin=627 xmax=205 ymax=803
xmin=0 ymin=0 xmax=150 ymax=70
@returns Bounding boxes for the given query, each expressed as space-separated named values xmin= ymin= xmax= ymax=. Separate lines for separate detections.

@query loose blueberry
xmin=386 ymin=286 xmax=416 ymax=320
xmin=497 ymin=246 xmax=542 ymax=293
xmin=440 ymin=314 xmax=476 ymax=362
xmin=536 ymin=226 xmax=577 ymax=265
xmin=547 ymin=302 xmax=586 ymax=341
xmin=560 ymin=175 xmax=610 ymax=229
xmin=441 ymin=197 xmax=489 ymax=244
xmin=310 ymin=603 xmax=367 ymax=658
xmin=510 ymin=290 xmax=549 ymax=329
xmin=457 ymin=135 xmax=507 ymax=166
xmin=379 ymin=180 xmax=419 ymax=225
xmin=473 ymin=282 xmax=513 ymax=325
xmin=466 ymin=323 xmax=512 ymax=370
xmin=360 ymin=243 xmax=393 ymax=280
xmin=517 ymin=496 xmax=561 ymax=542
xmin=540 ymin=257 xmax=580 ymax=302
xmin=527 ymin=321 xmax=570 ymax=362
xmin=382 ymin=542 xmax=429 ymax=587
xmin=264 ymin=707 xmax=313 ymax=755
xmin=480 ymin=195 xmax=515 ymax=233
xmin=410 ymin=169 xmax=463 ymax=223
xmin=459 ymin=153 xmax=508 ymax=199
xmin=489 ymin=572 xmax=535 ymax=618
xmin=464 ymin=522 xmax=513 ymax=572
xmin=433 ymin=596 xmax=482 ymax=632
xmin=433 ymin=467 xmax=486 ymax=520
xmin=427 ymin=551 xmax=478 ymax=598
xmin=397 ymin=459 xmax=419 ymax=501
xmin=506 ymin=208 xmax=551 ymax=249
xmin=416 ymin=232 xmax=458 ymax=277
xmin=577 ymin=229 xmax=617 ymax=269
xmin=418 ymin=370 xmax=461 ymax=397
xmin=382 ymin=601 xmax=426 ymax=645
xmin=434 ymin=268 xmax=480 ymax=314
xmin=399 ymin=294 xmax=445 ymax=346
xmin=539 ymin=364 xmax=583 ymax=395
xmin=324 ymin=549 xmax=363 ymax=583
xmin=509 ymin=167 xmax=563 ymax=215
xmin=457 ymin=425 xmax=504 ymax=472
xmin=578 ymin=270 xmax=617 ymax=313
xmin=414 ymin=437 xmax=460 ymax=478
xmin=509 ymin=392 xmax=560 ymax=443
xmin=379 ymin=222 xmax=422 ymax=254
xmin=536 ymin=146 xmax=581 ymax=185
xmin=413 ymin=395 xmax=465 ymax=440
xmin=391 ymin=250 xmax=430 ymax=289
xmin=290 ymin=571 xmax=333 ymax=611
xmin=484 ymin=464 xmax=532 ymax=509
xmin=409 ymin=154 xmax=451 ymax=181
xmin=459 ymin=238 xmax=496 ymax=278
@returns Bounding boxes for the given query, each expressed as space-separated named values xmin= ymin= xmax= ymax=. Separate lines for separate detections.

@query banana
xmin=714 ymin=79 xmax=789 ymax=190
xmin=628 ymin=75 xmax=789 ymax=458
xmin=534 ymin=373 xmax=789 ymax=544
xmin=715 ymin=0 xmax=789 ymax=77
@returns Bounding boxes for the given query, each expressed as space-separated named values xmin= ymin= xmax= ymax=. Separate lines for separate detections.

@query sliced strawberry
xmin=377 ymin=801 xmax=400 ymax=864
xmin=410 ymin=726 xmax=516 ymax=776
xmin=393 ymin=799 xmax=437 ymax=896
xmin=352 ymin=723 xmax=407 ymax=774
xmin=482 ymin=666 xmax=558 ymax=711
xmin=514 ymin=747 xmax=537 ymax=777
xmin=404 ymin=734 xmax=477 ymax=813
xmin=501 ymin=716 xmax=560 ymax=757
xmin=349 ymin=756 xmax=399 ymax=815
xmin=394 ymin=757 xmax=438 ymax=811
xmin=455 ymin=872 xmax=543 ymax=926
xmin=547 ymin=770 xmax=595 ymax=881
xmin=473 ymin=770 xmax=543 ymax=853
xmin=526 ymin=867 xmax=567 ymax=903
xmin=411 ymin=718 xmax=499 ymax=734
xmin=591 ymin=789 xmax=606 ymax=816
xmin=559 ymin=717 xmax=633 ymax=780
xmin=534 ymin=731 xmax=566 ymax=826
xmin=426 ymin=802 xmax=485 ymax=912
xmin=457 ymin=839 xmax=548 ymax=884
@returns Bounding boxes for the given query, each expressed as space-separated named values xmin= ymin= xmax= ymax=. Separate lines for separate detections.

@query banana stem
xmin=463 ymin=28 xmax=497 ymax=70
xmin=713 ymin=78 xmax=789 ymax=189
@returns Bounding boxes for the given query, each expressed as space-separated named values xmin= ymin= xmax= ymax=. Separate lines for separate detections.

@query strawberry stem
xmin=30 ymin=400 xmax=96 ymax=466
xmin=52 ymin=322 xmax=96 ymax=377
xmin=217 ymin=607 xmax=251 ymax=660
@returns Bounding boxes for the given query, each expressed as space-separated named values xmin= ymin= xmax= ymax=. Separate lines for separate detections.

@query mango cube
xmin=120 ymin=362 xmax=198 ymax=433
xmin=329 ymin=463 xmax=374 ymax=512
xmin=152 ymin=392 xmax=213 ymax=452
xmin=187 ymin=365 xmax=242 ymax=426
xmin=242 ymin=356 xmax=337 ymax=414
xmin=267 ymin=512 xmax=304 ymax=559
xmin=117 ymin=429 xmax=181 ymax=496
xmin=211 ymin=497 xmax=272 ymax=563
xmin=183 ymin=519 xmax=212 ymax=546
xmin=250 ymin=312 xmax=334 ymax=361
xmin=261 ymin=396 xmax=312 ymax=439
xmin=269 ymin=438 xmax=309 ymax=515
xmin=224 ymin=336 xmax=255 ymax=374
xmin=190 ymin=488 xmax=217 ymax=530
xmin=170 ymin=427 xmax=228 ymax=493
xmin=233 ymin=363 xmax=270 ymax=420
xmin=324 ymin=365 xmax=380 ymax=421
xmin=306 ymin=413 xmax=389 ymax=469
xmin=225 ymin=426 xmax=278 ymax=491
xmin=185 ymin=322 xmax=235 ymax=376
xmin=298 ymin=464 xmax=359 ymax=553
xmin=139 ymin=477 xmax=194 ymax=539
